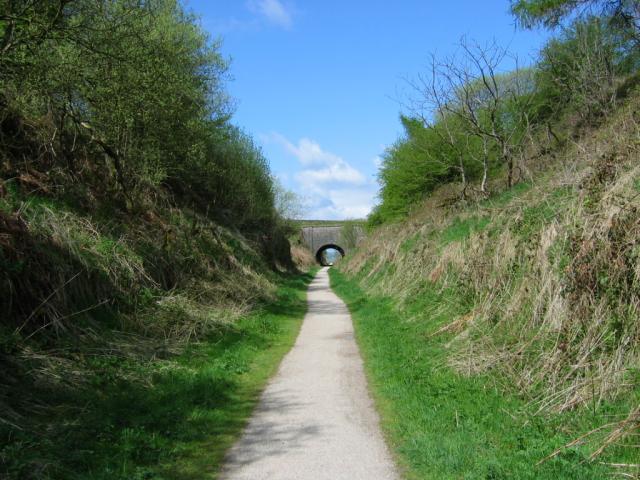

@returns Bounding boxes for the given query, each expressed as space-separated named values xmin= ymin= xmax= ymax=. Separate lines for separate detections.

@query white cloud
xmin=264 ymin=133 xmax=340 ymax=167
xmin=296 ymin=163 xmax=365 ymax=187
xmin=302 ymin=187 xmax=375 ymax=220
xmin=247 ymin=0 xmax=292 ymax=28
xmin=264 ymin=133 xmax=366 ymax=186
xmin=264 ymin=132 xmax=376 ymax=220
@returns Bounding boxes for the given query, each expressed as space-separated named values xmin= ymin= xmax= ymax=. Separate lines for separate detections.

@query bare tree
xmin=406 ymin=54 xmax=473 ymax=197
xmin=407 ymin=38 xmax=535 ymax=192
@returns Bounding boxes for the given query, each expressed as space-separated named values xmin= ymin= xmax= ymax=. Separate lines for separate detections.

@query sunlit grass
xmin=2 ymin=271 xmax=316 ymax=480
xmin=330 ymin=269 xmax=621 ymax=479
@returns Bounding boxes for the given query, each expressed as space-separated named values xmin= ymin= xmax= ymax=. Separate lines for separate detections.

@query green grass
xmin=400 ymin=232 xmax=421 ymax=253
xmin=512 ymin=186 xmax=575 ymax=239
xmin=329 ymin=269 xmax=614 ymax=480
xmin=483 ymin=181 xmax=532 ymax=208
xmin=2 ymin=270 xmax=316 ymax=480
xmin=435 ymin=184 xmax=574 ymax=248
xmin=439 ymin=216 xmax=491 ymax=246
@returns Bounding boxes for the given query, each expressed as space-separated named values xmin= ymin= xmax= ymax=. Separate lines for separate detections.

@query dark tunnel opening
xmin=315 ymin=244 xmax=345 ymax=266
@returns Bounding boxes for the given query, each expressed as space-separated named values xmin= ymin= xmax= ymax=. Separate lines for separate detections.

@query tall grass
xmin=1 ymin=256 xmax=315 ymax=479
xmin=0 ymin=176 xmax=314 ymax=478
xmin=0 ymin=2 xmax=305 ymax=477
xmin=339 ymin=93 xmax=640 ymax=475
xmin=330 ymin=269 xmax=625 ymax=479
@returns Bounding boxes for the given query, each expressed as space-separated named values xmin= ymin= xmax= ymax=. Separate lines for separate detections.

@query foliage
xmin=338 ymin=94 xmax=640 ymax=476
xmin=0 ymin=2 xmax=304 ymax=477
xmin=511 ymin=0 xmax=640 ymax=33
xmin=372 ymin=42 xmax=537 ymax=226
xmin=0 ymin=0 xmax=279 ymax=231
xmin=370 ymin=9 xmax=639 ymax=227
xmin=371 ymin=116 xmax=463 ymax=224
xmin=1 ymin=270 xmax=314 ymax=479
xmin=273 ymin=179 xmax=306 ymax=221
xmin=533 ymin=16 xmax=640 ymax=124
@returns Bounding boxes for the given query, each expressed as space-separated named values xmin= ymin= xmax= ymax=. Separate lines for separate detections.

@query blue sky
xmin=184 ymin=1 xmax=549 ymax=219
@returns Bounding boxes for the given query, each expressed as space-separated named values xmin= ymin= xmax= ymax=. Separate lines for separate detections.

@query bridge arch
xmin=300 ymin=224 xmax=365 ymax=265
xmin=315 ymin=244 xmax=345 ymax=266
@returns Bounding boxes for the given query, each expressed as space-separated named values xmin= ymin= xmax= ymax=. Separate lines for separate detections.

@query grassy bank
xmin=1 ymin=4 xmax=311 ymax=475
xmin=330 ymin=268 xmax=636 ymax=479
xmin=334 ymin=91 xmax=640 ymax=477
xmin=2 ymin=270 xmax=315 ymax=480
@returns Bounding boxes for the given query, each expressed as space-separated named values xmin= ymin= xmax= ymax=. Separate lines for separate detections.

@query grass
xmin=1 ymin=270 xmax=316 ymax=480
xmin=439 ymin=216 xmax=491 ymax=246
xmin=331 ymin=78 xmax=640 ymax=479
xmin=482 ymin=181 xmax=533 ymax=208
xmin=435 ymin=183 xmax=572 ymax=248
xmin=329 ymin=268 xmax=619 ymax=480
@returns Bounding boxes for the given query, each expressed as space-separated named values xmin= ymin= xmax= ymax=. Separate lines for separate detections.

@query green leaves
xmin=512 ymin=0 xmax=640 ymax=33
xmin=1 ymin=0 xmax=279 ymax=232
xmin=374 ymin=117 xmax=460 ymax=223
xmin=534 ymin=16 xmax=635 ymax=124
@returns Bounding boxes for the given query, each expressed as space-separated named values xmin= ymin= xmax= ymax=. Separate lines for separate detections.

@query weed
xmin=439 ymin=216 xmax=491 ymax=246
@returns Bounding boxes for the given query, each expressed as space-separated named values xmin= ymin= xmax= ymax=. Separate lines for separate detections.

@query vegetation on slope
xmin=3 ymin=271 xmax=314 ymax=479
xmin=335 ymin=98 xmax=640 ymax=473
xmin=331 ymin=269 xmax=631 ymax=479
xmin=0 ymin=1 xmax=310 ymax=478
xmin=370 ymin=2 xmax=639 ymax=226
xmin=339 ymin=0 xmax=640 ymax=476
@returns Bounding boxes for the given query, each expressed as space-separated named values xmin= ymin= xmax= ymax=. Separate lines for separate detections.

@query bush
xmin=0 ymin=0 xmax=280 ymax=232
xmin=533 ymin=17 xmax=639 ymax=124
xmin=369 ymin=15 xmax=639 ymax=228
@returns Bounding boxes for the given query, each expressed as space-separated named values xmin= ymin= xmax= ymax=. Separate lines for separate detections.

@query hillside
xmin=0 ymin=2 xmax=313 ymax=478
xmin=332 ymin=90 xmax=640 ymax=477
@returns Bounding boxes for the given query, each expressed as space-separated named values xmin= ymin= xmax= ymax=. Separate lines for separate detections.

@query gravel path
xmin=220 ymin=267 xmax=399 ymax=480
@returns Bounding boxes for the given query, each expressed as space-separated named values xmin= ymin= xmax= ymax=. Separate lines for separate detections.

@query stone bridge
xmin=300 ymin=224 xmax=365 ymax=265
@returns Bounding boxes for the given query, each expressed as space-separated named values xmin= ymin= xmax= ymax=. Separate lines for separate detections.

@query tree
xmin=533 ymin=16 xmax=638 ymax=124
xmin=1 ymin=0 xmax=279 ymax=232
xmin=373 ymin=117 xmax=461 ymax=222
xmin=372 ymin=40 xmax=537 ymax=225
xmin=407 ymin=39 xmax=535 ymax=191
xmin=0 ymin=1 xmax=72 ymax=61
xmin=273 ymin=179 xmax=305 ymax=221
xmin=511 ymin=0 xmax=640 ymax=36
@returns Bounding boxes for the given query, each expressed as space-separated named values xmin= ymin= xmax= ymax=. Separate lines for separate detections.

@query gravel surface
xmin=220 ymin=267 xmax=399 ymax=480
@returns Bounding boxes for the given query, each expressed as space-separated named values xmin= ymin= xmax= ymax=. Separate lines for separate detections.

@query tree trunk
xmin=459 ymin=159 xmax=467 ymax=199
xmin=503 ymin=143 xmax=513 ymax=188
xmin=480 ymin=137 xmax=489 ymax=193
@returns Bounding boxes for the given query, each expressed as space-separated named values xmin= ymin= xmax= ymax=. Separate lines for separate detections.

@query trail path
xmin=220 ymin=267 xmax=399 ymax=480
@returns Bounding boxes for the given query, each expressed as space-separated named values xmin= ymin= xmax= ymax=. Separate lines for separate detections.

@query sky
xmin=184 ymin=1 xmax=549 ymax=220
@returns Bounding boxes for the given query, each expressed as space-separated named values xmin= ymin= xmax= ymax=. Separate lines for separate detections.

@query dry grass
xmin=0 ymin=187 xmax=283 ymax=444
xmin=341 ymin=94 xmax=640 ymax=470
xmin=291 ymin=244 xmax=315 ymax=270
